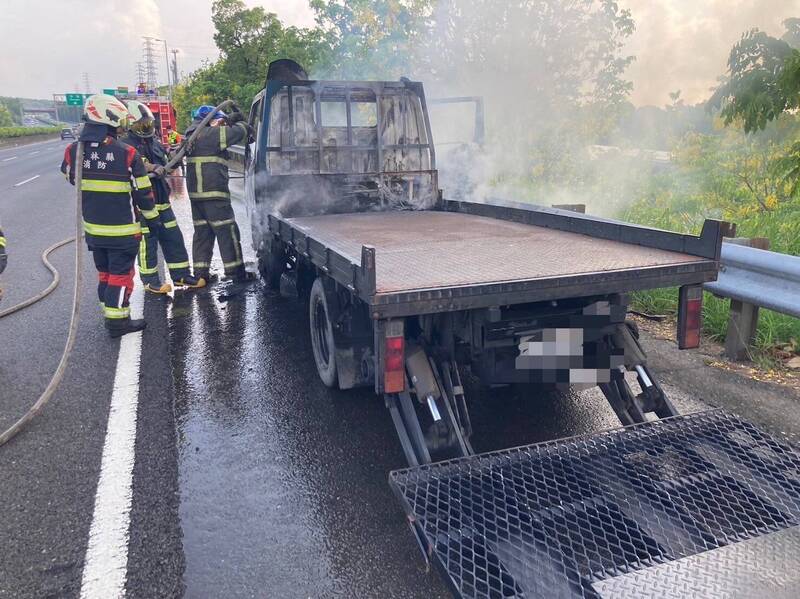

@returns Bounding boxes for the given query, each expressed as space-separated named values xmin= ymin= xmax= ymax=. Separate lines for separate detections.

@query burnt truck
xmin=242 ymin=60 xmax=800 ymax=598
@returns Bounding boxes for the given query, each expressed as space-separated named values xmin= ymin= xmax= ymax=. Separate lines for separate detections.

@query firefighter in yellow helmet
xmin=60 ymin=94 xmax=161 ymax=337
xmin=123 ymin=100 xmax=204 ymax=292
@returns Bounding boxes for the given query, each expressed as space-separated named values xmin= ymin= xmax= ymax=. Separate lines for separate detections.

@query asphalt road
xmin=1 ymin=137 xmax=799 ymax=598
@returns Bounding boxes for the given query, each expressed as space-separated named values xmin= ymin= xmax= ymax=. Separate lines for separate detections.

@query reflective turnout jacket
xmin=121 ymin=132 xmax=171 ymax=207
xmin=184 ymin=120 xmax=248 ymax=202
xmin=61 ymin=126 xmax=159 ymax=248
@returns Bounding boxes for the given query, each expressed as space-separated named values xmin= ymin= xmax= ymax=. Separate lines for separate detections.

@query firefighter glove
xmin=226 ymin=111 xmax=244 ymax=125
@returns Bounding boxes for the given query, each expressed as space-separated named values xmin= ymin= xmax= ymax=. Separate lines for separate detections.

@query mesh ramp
xmin=389 ymin=411 xmax=800 ymax=598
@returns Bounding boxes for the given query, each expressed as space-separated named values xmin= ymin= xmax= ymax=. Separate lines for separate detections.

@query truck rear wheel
xmin=309 ymin=278 xmax=338 ymax=388
xmin=258 ymin=246 xmax=284 ymax=289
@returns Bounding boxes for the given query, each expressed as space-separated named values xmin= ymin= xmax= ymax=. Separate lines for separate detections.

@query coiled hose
xmin=0 ymin=142 xmax=84 ymax=447
xmin=0 ymin=98 xmax=237 ymax=447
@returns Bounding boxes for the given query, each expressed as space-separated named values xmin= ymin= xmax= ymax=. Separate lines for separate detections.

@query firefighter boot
xmin=174 ymin=274 xmax=207 ymax=289
xmin=105 ymin=317 xmax=147 ymax=338
xmin=142 ymin=275 xmax=172 ymax=294
xmin=145 ymin=282 xmax=173 ymax=294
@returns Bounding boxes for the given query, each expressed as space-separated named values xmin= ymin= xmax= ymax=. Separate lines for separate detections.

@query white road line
xmin=14 ymin=175 xmax=40 ymax=187
xmin=29 ymin=150 xmax=39 ymax=155
xmin=2 ymin=156 xmax=17 ymax=162
xmin=80 ymin=285 xmax=144 ymax=599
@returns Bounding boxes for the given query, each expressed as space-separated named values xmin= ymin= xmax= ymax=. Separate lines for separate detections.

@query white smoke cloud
xmin=620 ymin=0 xmax=800 ymax=105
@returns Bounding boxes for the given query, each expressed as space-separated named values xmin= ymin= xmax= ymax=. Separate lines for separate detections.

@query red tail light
xmin=385 ymin=335 xmax=405 ymax=393
xmin=678 ymin=285 xmax=703 ymax=349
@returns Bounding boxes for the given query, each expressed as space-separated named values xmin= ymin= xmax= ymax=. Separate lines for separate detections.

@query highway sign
xmin=103 ymin=88 xmax=117 ymax=96
xmin=117 ymin=86 xmax=129 ymax=95
xmin=65 ymin=93 xmax=84 ymax=106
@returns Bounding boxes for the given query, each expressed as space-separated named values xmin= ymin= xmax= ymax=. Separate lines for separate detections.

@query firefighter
xmin=166 ymin=125 xmax=181 ymax=147
xmin=61 ymin=94 xmax=161 ymax=338
xmin=123 ymin=100 xmax=204 ymax=293
xmin=184 ymin=104 xmax=253 ymax=283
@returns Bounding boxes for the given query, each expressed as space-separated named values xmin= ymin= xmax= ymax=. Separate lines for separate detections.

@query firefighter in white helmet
xmin=60 ymin=94 xmax=161 ymax=337
xmin=123 ymin=100 xmax=204 ymax=292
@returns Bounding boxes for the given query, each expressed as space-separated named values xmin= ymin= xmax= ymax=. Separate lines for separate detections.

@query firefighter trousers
xmin=91 ymin=244 xmax=137 ymax=321
xmin=190 ymin=200 xmax=245 ymax=278
xmin=138 ymin=203 xmax=191 ymax=283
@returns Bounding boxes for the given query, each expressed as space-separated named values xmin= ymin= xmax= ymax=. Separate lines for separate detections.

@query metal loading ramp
xmin=389 ymin=411 xmax=800 ymax=598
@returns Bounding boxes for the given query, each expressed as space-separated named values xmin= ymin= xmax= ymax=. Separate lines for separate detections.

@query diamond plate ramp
xmin=389 ymin=411 xmax=800 ymax=598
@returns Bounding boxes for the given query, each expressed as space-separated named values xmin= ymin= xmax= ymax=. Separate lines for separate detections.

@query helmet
xmin=195 ymin=104 xmax=226 ymax=120
xmin=84 ymin=94 xmax=132 ymax=128
xmin=126 ymin=100 xmax=155 ymax=137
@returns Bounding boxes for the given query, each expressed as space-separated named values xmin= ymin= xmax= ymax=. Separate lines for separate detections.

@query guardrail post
xmin=723 ymin=237 xmax=770 ymax=361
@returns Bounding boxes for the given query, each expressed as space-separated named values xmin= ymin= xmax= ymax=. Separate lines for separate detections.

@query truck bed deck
xmin=269 ymin=200 xmax=723 ymax=317
xmin=287 ymin=211 xmax=706 ymax=293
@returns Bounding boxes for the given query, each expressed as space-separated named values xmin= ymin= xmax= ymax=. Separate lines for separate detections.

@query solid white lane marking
xmin=80 ymin=284 xmax=144 ymax=599
xmin=29 ymin=150 xmax=39 ymax=155
xmin=14 ymin=175 xmax=40 ymax=187
xmin=2 ymin=156 xmax=17 ymax=162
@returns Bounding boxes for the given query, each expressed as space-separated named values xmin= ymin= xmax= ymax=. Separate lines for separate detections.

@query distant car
xmin=60 ymin=128 xmax=75 ymax=140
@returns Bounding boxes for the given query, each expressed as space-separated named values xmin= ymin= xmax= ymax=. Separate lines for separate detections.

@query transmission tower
xmin=142 ymin=36 xmax=159 ymax=92
xmin=82 ymin=72 xmax=91 ymax=94
xmin=171 ymin=49 xmax=179 ymax=85
xmin=135 ymin=62 xmax=146 ymax=85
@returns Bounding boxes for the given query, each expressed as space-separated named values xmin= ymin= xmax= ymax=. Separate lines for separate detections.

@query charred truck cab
xmin=244 ymin=61 xmax=800 ymax=598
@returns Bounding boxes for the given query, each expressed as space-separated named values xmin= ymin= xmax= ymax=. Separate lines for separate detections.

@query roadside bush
xmin=0 ymin=126 xmax=61 ymax=139
xmin=619 ymin=125 xmax=800 ymax=359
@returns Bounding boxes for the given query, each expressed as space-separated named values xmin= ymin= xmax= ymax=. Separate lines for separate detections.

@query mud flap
xmin=390 ymin=410 xmax=800 ymax=599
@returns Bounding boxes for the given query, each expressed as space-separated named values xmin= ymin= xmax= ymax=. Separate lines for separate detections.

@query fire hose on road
xmin=0 ymin=100 xmax=235 ymax=447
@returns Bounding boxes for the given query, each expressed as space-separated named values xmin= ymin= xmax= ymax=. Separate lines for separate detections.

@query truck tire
xmin=258 ymin=247 xmax=284 ymax=290
xmin=309 ymin=277 xmax=338 ymax=388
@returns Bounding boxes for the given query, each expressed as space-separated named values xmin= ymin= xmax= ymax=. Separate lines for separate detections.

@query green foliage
xmin=710 ymin=30 xmax=795 ymax=133
xmin=0 ymin=97 xmax=22 ymax=125
xmin=0 ymin=126 xmax=60 ymax=139
xmin=620 ymin=115 xmax=800 ymax=356
xmin=174 ymin=0 xmax=333 ymax=131
xmin=310 ymin=0 xmax=433 ymax=79
xmin=0 ymin=104 xmax=13 ymax=127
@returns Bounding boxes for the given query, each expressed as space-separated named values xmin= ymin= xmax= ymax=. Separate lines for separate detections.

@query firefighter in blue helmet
xmin=61 ymin=94 xmax=160 ymax=338
xmin=123 ymin=100 xmax=204 ymax=293
xmin=184 ymin=104 xmax=253 ymax=283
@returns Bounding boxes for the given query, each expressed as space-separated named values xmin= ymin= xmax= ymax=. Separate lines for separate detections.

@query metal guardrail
xmin=705 ymin=240 xmax=800 ymax=359
xmin=706 ymin=242 xmax=800 ymax=319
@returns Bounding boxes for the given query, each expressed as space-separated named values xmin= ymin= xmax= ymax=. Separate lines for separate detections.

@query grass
xmin=0 ymin=126 xmax=61 ymax=139
xmin=623 ymin=198 xmax=800 ymax=362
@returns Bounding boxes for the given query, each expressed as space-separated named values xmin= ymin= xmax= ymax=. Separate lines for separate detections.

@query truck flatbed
xmin=288 ymin=211 xmax=707 ymax=293
xmin=268 ymin=199 xmax=724 ymax=318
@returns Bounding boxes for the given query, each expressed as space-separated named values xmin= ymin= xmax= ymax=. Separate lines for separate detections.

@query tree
xmin=0 ymin=104 xmax=14 ymax=127
xmin=709 ymin=27 xmax=799 ymax=133
xmin=310 ymin=0 xmax=434 ymax=78
xmin=174 ymin=0 xmax=334 ymax=127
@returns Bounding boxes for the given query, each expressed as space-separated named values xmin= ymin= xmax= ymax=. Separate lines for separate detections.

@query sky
xmin=1 ymin=1 xmax=798 ymax=106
